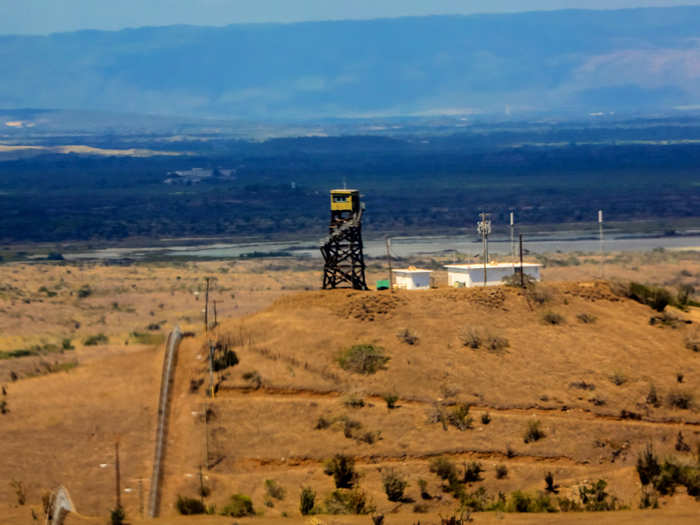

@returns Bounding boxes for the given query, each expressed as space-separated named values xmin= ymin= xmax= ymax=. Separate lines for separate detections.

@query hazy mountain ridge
xmin=1 ymin=7 xmax=700 ymax=118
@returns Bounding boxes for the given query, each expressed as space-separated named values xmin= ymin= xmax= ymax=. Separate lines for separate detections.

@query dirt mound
xmin=337 ymin=292 xmax=407 ymax=321
xmin=433 ymin=286 xmax=509 ymax=309
xmin=561 ymin=281 xmax=621 ymax=302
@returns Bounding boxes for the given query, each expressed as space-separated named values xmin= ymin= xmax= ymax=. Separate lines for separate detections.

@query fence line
xmin=147 ymin=325 xmax=182 ymax=518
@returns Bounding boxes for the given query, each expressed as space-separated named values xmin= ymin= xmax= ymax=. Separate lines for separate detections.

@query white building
xmin=444 ymin=263 xmax=541 ymax=288
xmin=392 ymin=268 xmax=433 ymax=290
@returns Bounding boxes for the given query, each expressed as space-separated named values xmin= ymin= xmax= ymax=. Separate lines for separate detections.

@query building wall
xmin=447 ymin=266 xmax=540 ymax=288
xmin=394 ymin=272 xmax=431 ymax=290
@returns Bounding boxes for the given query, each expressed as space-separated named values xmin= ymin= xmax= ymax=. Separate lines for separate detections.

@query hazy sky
xmin=1 ymin=0 xmax=699 ymax=35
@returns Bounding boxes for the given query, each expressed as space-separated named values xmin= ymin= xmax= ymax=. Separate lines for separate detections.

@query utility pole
xmin=138 ymin=479 xmax=144 ymax=518
xmin=208 ymin=342 xmax=215 ymax=398
xmin=477 ymin=213 xmax=492 ymax=286
xmin=203 ymin=277 xmax=211 ymax=332
xmin=510 ymin=211 xmax=515 ymax=263
xmin=213 ymin=300 xmax=218 ymax=329
xmin=519 ymin=234 xmax=525 ymax=288
xmin=598 ymin=210 xmax=604 ymax=279
xmin=115 ymin=440 xmax=121 ymax=511
xmin=385 ymin=237 xmax=393 ymax=291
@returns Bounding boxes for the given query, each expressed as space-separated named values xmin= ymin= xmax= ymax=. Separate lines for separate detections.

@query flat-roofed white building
xmin=392 ymin=268 xmax=433 ymax=290
xmin=444 ymin=262 xmax=541 ymax=288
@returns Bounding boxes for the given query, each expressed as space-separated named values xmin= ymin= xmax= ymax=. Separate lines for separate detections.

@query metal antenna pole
xmin=208 ymin=342 xmax=215 ymax=398
xmin=519 ymin=234 xmax=525 ymax=288
xmin=598 ymin=210 xmax=604 ymax=279
xmin=477 ymin=213 xmax=491 ymax=287
xmin=385 ymin=237 xmax=393 ymax=291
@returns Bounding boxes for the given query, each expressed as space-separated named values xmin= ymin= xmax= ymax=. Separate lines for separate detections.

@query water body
xmin=65 ymin=230 xmax=700 ymax=261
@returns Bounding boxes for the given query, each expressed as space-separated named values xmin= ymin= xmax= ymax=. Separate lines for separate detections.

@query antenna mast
xmin=598 ymin=210 xmax=604 ymax=279
xmin=477 ymin=212 xmax=492 ymax=286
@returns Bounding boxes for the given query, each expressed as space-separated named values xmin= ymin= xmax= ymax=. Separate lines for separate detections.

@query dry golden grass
xmin=1 ymin=253 xmax=699 ymax=524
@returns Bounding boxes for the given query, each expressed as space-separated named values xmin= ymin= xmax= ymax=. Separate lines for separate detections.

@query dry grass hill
xmin=1 ymin=253 xmax=699 ymax=524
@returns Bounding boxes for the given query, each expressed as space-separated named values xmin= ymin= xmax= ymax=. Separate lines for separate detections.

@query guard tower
xmin=320 ymin=189 xmax=368 ymax=290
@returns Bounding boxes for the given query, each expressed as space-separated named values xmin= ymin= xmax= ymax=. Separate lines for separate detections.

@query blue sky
xmin=1 ymin=0 xmax=699 ymax=34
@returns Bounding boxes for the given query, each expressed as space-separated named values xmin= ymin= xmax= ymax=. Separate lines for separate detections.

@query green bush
xmin=61 ymin=338 xmax=74 ymax=350
xmin=523 ymin=420 xmax=545 ymax=443
xmin=213 ymin=348 xmax=239 ymax=372
xmin=463 ymin=462 xmax=483 ymax=483
xmin=324 ymin=489 xmax=373 ymax=514
xmin=383 ymin=393 xmax=399 ymax=409
xmin=628 ymin=282 xmax=672 ymax=312
xmin=495 ymin=465 xmax=508 ymax=479
xmin=265 ymin=479 xmax=285 ymax=500
xmin=337 ymin=344 xmax=390 ymax=374
xmin=481 ymin=412 xmax=491 ymax=425
xmin=448 ymin=403 xmax=473 ymax=431
xmin=344 ymin=395 xmax=365 ymax=408
xmin=324 ymin=454 xmax=357 ymax=488
xmin=609 ymin=371 xmax=627 ymax=386
xmin=397 ymin=328 xmax=419 ymax=345
xmin=668 ymin=389 xmax=693 ymax=410
xmin=505 ymin=491 xmax=557 ymax=513
xmin=110 ymin=506 xmax=125 ymax=525
xmin=83 ymin=333 xmax=108 ymax=346
xmin=300 ymin=486 xmax=316 ymax=515
xmin=578 ymin=479 xmax=618 ymax=511
xmin=176 ymin=495 xmax=205 ymax=515
xmin=220 ymin=493 xmax=255 ymax=517
xmin=576 ymin=313 xmax=597 ymax=324
xmin=382 ymin=469 xmax=407 ymax=502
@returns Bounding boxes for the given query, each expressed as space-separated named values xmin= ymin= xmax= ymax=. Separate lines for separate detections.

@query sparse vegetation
xmin=578 ymin=479 xmax=619 ymax=511
xmin=495 ymin=465 xmax=508 ymax=479
xmin=220 ymin=494 xmax=255 ymax=517
xmin=418 ymin=478 xmax=431 ymax=499
xmin=242 ymin=370 xmax=262 ymax=389
xmin=337 ymin=344 xmax=389 ymax=374
xmin=324 ymin=454 xmax=358 ymax=488
xmin=542 ymin=311 xmax=564 ymax=325
xmin=265 ymin=479 xmax=285 ymax=501
xmin=481 ymin=412 xmax=491 ymax=425
xmin=83 ymin=333 xmax=108 ymax=346
xmin=10 ymin=480 xmax=25 ymax=505
xmin=382 ymin=469 xmax=408 ymax=501
xmin=77 ymin=284 xmax=93 ymax=298
xmin=447 ymin=403 xmax=473 ymax=431
xmin=544 ymin=472 xmax=560 ymax=494
xmin=300 ymin=487 xmax=316 ymax=515
xmin=176 ymin=496 xmax=205 ymax=515
xmin=626 ymin=282 xmax=673 ymax=312
xmin=524 ymin=420 xmax=545 ymax=443
xmin=343 ymin=395 xmax=365 ymax=408
xmin=646 ymin=384 xmax=661 ymax=407
xmin=668 ymin=389 xmax=693 ymax=409
xmin=609 ymin=371 xmax=627 ymax=386
xmin=460 ymin=329 xmax=508 ymax=352
xmin=685 ymin=329 xmax=700 ymax=352
xmin=397 ymin=328 xmax=419 ymax=345
xmin=576 ymin=313 xmax=597 ymax=324
xmin=324 ymin=489 xmax=374 ymax=514
xmin=110 ymin=506 xmax=125 ymax=525
xmin=382 ymin=393 xmax=399 ymax=409
xmin=463 ymin=462 xmax=483 ymax=483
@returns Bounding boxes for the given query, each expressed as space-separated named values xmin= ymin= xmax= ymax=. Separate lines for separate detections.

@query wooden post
xmin=138 ymin=479 xmax=143 ymax=517
xmin=213 ymin=300 xmax=217 ymax=328
xmin=115 ymin=440 xmax=121 ymax=510
xmin=204 ymin=277 xmax=211 ymax=332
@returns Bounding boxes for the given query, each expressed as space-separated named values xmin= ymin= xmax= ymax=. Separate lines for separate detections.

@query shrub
xmin=542 ymin=311 xmax=564 ymax=325
xmin=685 ymin=329 xmax=700 ymax=352
xmin=668 ymin=390 xmax=693 ymax=410
xmin=315 ymin=415 xmax=333 ymax=430
xmin=213 ymin=349 xmax=239 ymax=372
xmin=383 ymin=393 xmax=399 ymax=409
xmin=495 ymin=465 xmax=508 ymax=479
xmin=242 ymin=370 xmax=262 ymax=389
xmin=578 ymin=479 xmax=618 ymax=511
xmin=0 ymin=400 xmax=7 ymax=414
xmin=418 ymin=478 xmax=431 ymax=499
xmin=397 ymin=328 xmax=419 ymax=345
xmin=430 ymin=457 xmax=459 ymax=486
xmin=460 ymin=486 xmax=490 ymax=512
xmin=461 ymin=329 xmax=482 ymax=349
xmin=110 ymin=506 xmax=125 ymax=525
xmin=576 ymin=313 xmax=597 ymax=324
xmin=609 ymin=371 xmax=627 ymax=386
xmin=300 ymin=486 xmax=316 ymax=515
xmin=544 ymin=472 xmax=559 ymax=494
xmin=344 ymin=395 xmax=365 ymax=408
xmin=646 ymin=384 xmax=661 ymax=407
xmin=675 ymin=431 xmax=691 ymax=453
xmin=639 ymin=487 xmax=659 ymax=509
xmin=265 ymin=479 xmax=285 ymax=500
xmin=77 ymin=284 xmax=93 ymax=298
xmin=220 ymin=493 xmax=254 ymax=517
xmin=481 ymin=412 xmax=491 ymax=425
xmin=506 ymin=491 xmax=532 ymax=513
xmin=382 ymin=469 xmax=408 ymax=502
xmin=10 ymin=480 xmax=25 ymax=505
xmin=324 ymin=454 xmax=357 ymax=488
xmin=83 ymin=333 xmax=108 ymax=346
xmin=176 ymin=495 xmax=205 ymax=515
xmin=61 ymin=338 xmax=74 ymax=350
xmin=523 ymin=420 xmax=545 ymax=443
xmin=342 ymin=417 xmax=362 ymax=438
xmin=448 ymin=403 xmax=473 ymax=431
xmin=413 ymin=503 xmax=429 ymax=513
xmin=337 ymin=345 xmax=390 ymax=374
xmin=324 ymin=489 xmax=373 ymax=514
xmin=463 ymin=462 xmax=483 ymax=483
xmin=628 ymin=282 xmax=672 ymax=312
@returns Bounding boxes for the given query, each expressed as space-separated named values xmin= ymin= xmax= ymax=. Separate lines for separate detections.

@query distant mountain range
xmin=1 ymin=7 xmax=700 ymax=119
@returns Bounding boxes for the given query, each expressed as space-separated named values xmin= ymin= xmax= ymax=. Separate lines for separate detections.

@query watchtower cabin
xmin=320 ymin=189 xmax=368 ymax=290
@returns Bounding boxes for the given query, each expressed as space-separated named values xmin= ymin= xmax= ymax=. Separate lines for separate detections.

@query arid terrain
xmin=1 ymin=249 xmax=699 ymax=524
